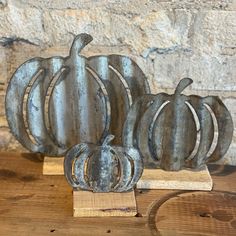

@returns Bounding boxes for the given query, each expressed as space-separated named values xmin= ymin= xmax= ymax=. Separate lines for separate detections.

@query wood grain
xmin=148 ymin=191 xmax=236 ymax=236
xmin=73 ymin=190 xmax=137 ymax=217
xmin=0 ymin=152 xmax=236 ymax=236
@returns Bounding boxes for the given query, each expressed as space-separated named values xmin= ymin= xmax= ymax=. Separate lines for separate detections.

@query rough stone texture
xmin=0 ymin=0 xmax=236 ymax=164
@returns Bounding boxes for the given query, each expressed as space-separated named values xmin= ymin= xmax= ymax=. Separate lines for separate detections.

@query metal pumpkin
xmin=64 ymin=135 xmax=143 ymax=192
xmin=123 ymin=78 xmax=233 ymax=171
xmin=5 ymin=33 xmax=150 ymax=156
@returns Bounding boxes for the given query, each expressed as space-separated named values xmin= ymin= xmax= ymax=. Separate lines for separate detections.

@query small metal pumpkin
xmin=123 ymin=78 xmax=233 ymax=171
xmin=64 ymin=135 xmax=143 ymax=192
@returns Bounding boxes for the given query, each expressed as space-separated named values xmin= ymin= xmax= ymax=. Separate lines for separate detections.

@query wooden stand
xmin=137 ymin=165 xmax=213 ymax=191
xmin=73 ymin=190 xmax=137 ymax=217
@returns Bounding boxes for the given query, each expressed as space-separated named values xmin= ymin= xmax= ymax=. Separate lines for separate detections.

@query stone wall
xmin=0 ymin=0 xmax=236 ymax=164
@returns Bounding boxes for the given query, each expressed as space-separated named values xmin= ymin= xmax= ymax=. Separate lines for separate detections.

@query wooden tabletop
xmin=0 ymin=152 xmax=236 ymax=236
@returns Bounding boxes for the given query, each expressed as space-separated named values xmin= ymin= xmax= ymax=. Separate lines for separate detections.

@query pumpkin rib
xmin=64 ymin=143 xmax=92 ymax=190
xmin=26 ymin=68 xmax=47 ymax=145
xmin=149 ymin=99 xmax=171 ymax=163
xmin=122 ymin=94 xmax=156 ymax=148
xmin=109 ymin=149 xmax=122 ymax=191
xmin=137 ymin=93 xmax=170 ymax=167
xmin=113 ymin=148 xmax=132 ymax=192
xmin=25 ymin=68 xmax=46 ymax=145
xmin=5 ymin=58 xmax=43 ymax=153
xmin=45 ymin=67 xmax=70 ymax=150
xmin=74 ymin=149 xmax=93 ymax=191
xmin=88 ymin=56 xmax=134 ymax=145
xmin=203 ymin=103 xmax=219 ymax=160
xmin=182 ymin=95 xmax=214 ymax=168
xmin=106 ymin=66 xmax=132 ymax=144
xmin=27 ymin=59 xmax=67 ymax=156
xmin=151 ymin=101 xmax=171 ymax=166
xmin=85 ymin=65 xmax=111 ymax=144
xmin=203 ymin=96 xmax=233 ymax=163
xmin=120 ymin=148 xmax=143 ymax=192
xmin=108 ymin=65 xmax=132 ymax=105
xmin=183 ymin=101 xmax=201 ymax=164
xmin=47 ymin=65 xmax=72 ymax=151
xmin=47 ymin=62 xmax=74 ymax=149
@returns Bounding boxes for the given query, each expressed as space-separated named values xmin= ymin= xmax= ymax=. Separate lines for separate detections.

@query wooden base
xmin=137 ymin=165 xmax=213 ymax=191
xmin=73 ymin=190 xmax=137 ymax=217
xmin=43 ymin=156 xmax=64 ymax=175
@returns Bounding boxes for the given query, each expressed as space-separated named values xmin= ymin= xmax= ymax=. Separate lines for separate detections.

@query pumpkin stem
xmin=70 ymin=33 xmax=93 ymax=56
xmin=102 ymin=135 xmax=115 ymax=146
xmin=175 ymin=78 xmax=193 ymax=95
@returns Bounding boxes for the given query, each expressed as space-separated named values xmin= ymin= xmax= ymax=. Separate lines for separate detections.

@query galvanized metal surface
xmin=64 ymin=135 xmax=143 ymax=192
xmin=5 ymin=33 xmax=150 ymax=156
xmin=123 ymin=78 xmax=234 ymax=171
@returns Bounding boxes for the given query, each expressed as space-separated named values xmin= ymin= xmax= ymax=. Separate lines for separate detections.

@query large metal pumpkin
xmin=123 ymin=78 xmax=233 ymax=171
xmin=64 ymin=135 xmax=143 ymax=192
xmin=5 ymin=33 xmax=150 ymax=156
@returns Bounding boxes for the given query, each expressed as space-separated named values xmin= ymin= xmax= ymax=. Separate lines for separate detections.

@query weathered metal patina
xmin=5 ymin=33 xmax=150 ymax=157
xmin=64 ymin=135 xmax=143 ymax=192
xmin=123 ymin=78 xmax=234 ymax=171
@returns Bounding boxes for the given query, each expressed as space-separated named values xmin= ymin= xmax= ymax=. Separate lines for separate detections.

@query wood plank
xmin=43 ymin=156 xmax=64 ymax=175
xmin=73 ymin=190 xmax=137 ymax=217
xmin=137 ymin=165 xmax=213 ymax=190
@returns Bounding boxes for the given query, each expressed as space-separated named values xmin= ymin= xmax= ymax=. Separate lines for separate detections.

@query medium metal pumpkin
xmin=5 ymin=33 xmax=150 ymax=156
xmin=123 ymin=78 xmax=233 ymax=171
xmin=64 ymin=135 xmax=143 ymax=192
